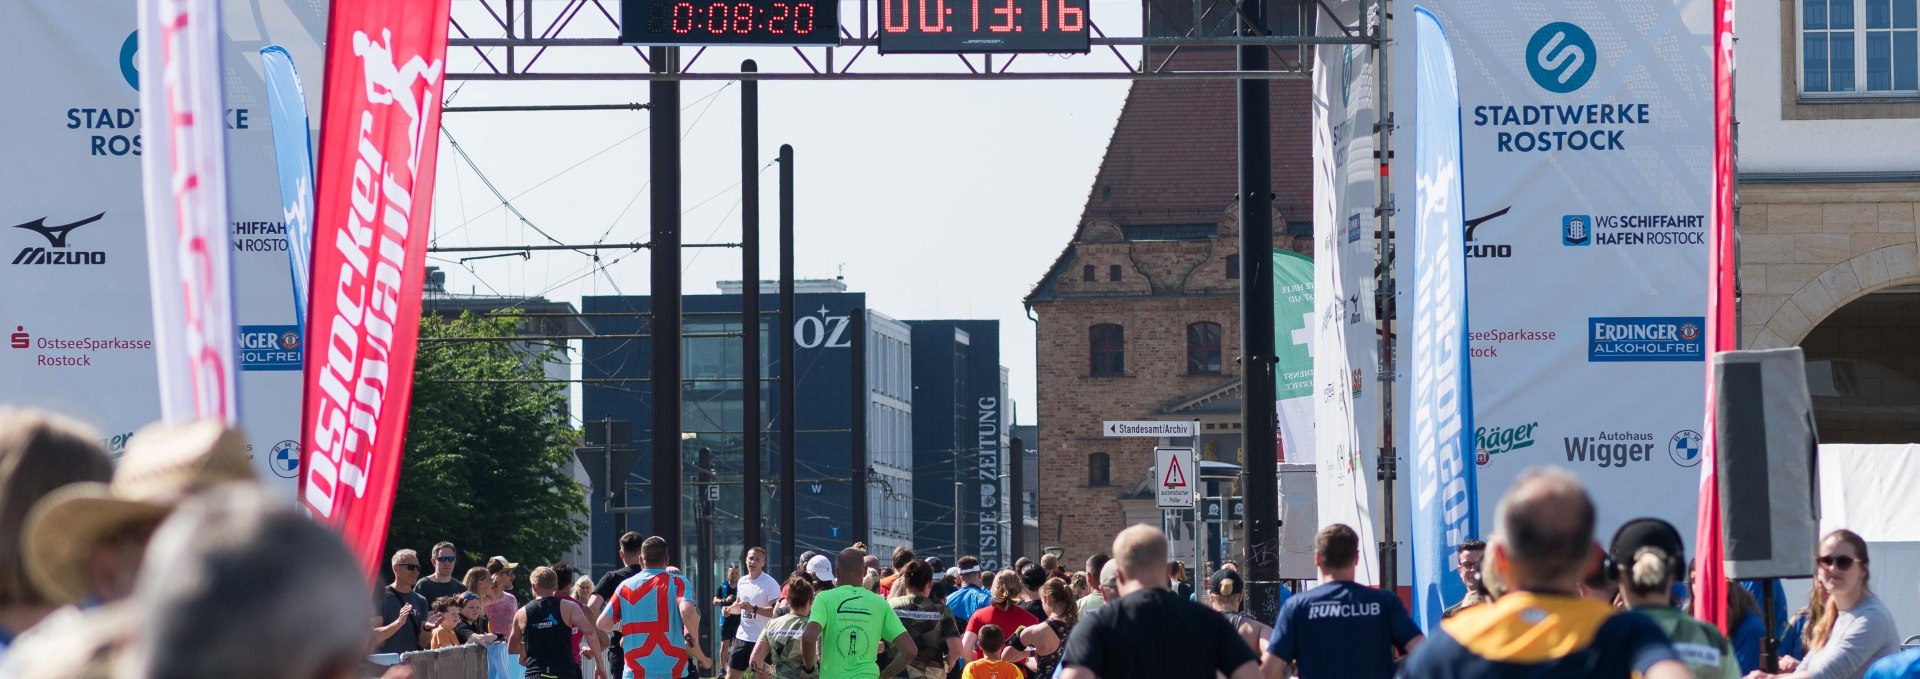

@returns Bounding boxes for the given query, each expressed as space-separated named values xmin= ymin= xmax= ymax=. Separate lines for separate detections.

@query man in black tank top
xmin=513 ymin=566 xmax=608 ymax=679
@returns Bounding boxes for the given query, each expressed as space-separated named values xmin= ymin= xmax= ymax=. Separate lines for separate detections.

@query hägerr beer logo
xmin=10 ymin=213 xmax=108 ymax=266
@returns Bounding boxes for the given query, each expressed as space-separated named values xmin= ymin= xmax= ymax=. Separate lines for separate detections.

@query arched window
xmin=1226 ymin=254 xmax=1241 ymax=279
xmin=1088 ymin=453 xmax=1111 ymax=487
xmin=1108 ymin=265 xmax=1123 ymax=282
xmin=1187 ymin=322 xmax=1223 ymax=375
xmin=1081 ymin=264 xmax=1095 ymax=282
xmin=1089 ymin=324 xmax=1125 ymax=376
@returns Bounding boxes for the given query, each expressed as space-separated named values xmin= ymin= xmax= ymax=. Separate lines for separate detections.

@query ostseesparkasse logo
xmin=1526 ymin=22 xmax=1596 ymax=93
xmin=11 ymin=213 xmax=108 ymax=266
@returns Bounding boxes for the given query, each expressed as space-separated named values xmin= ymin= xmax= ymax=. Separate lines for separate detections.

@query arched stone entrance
xmin=1773 ymin=276 xmax=1920 ymax=443
xmin=1746 ymin=246 xmax=1920 ymax=350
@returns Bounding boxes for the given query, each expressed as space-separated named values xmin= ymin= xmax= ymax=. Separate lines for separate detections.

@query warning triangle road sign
xmin=1162 ymin=459 xmax=1188 ymax=488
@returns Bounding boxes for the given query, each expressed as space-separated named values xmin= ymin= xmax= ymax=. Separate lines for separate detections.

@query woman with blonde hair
xmin=963 ymin=570 xmax=1039 ymax=660
xmin=1610 ymin=518 xmax=1740 ymax=679
xmin=461 ymin=567 xmax=495 ymax=633
xmin=1014 ymin=577 xmax=1080 ymax=677
xmin=1744 ymin=529 xmax=1899 ymax=679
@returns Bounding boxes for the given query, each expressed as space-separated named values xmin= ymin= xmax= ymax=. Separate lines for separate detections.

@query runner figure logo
xmin=351 ymin=28 xmax=443 ymax=171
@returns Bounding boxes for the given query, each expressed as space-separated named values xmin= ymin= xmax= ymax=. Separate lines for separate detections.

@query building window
xmin=1082 ymin=264 xmax=1095 ymax=282
xmin=1803 ymin=0 xmax=1920 ymax=95
xmin=1187 ymin=322 xmax=1223 ymax=375
xmin=1089 ymin=324 xmax=1125 ymax=376
xmin=1088 ymin=453 xmax=1111 ymax=486
xmin=1226 ymin=254 xmax=1241 ymax=279
xmin=1108 ymin=265 xmax=1122 ymax=282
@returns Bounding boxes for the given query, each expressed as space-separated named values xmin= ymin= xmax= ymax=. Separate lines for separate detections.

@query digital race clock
xmin=877 ymin=0 xmax=1090 ymax=53
xmin=621 ymin=0 xmax=840 ymax=46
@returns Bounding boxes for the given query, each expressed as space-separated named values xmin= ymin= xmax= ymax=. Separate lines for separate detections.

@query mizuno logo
xmin=12 ymin=213 xmax=104 ymax=248
xmin=1464 ymin=206 xmax=1511 ymax=242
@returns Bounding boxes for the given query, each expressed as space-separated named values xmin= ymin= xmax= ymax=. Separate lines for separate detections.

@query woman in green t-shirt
xmin=1611 ymin=518 xmax=1741 ymax=679
xmin=753 ymin=576 xmax=819 ymax=679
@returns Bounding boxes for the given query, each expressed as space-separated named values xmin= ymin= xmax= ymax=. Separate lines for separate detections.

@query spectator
xmin=373 ymin=549 xmax=437 ymax=654
xmin=748 ymin=576 xmax=817 ymax=678
xmin=1442 ymin=540 xmax=1490 ymax=619
xmin=1397 ymin=468 xmax=1689 ymax=679
xmin=961 ymin=625 xmax=1021 ymax=679
xmin=1058 ymin=525 xmax=1260 ymax=679
xmin=1207 ymin=569 xmax=1271 ymax=659
xmin=463 ymin=566 xmax=497 ymax=633
xmin=1077 ymin=554 xmax=1111 ymax=616
xmin=455 ymin=592 xmax=500 ymax=646
xmin=1169 ymin=562 xmax=1194 ymax=600
xmin=1260 ymin=524 xmax=1422 ymax=679
xmin=889 ymin=559 xmax=963 ymax=679
xmin=802 ymin=547 xmax=917 ymax=678
xmin=511 ymin=565 xmax=607 ymax=679
xmin=485 ymin=555 xmax=520 ymax=635
xmin=1018 ymin=564 xmax=1049 ymax=621
xmin=429 ymin=596 xmax=465 ymax=649
xmin=1745 ymin=529 xmax=1900 ymax=679
xmin=598 ymin=536 xmax=710 ymax=678
xmin=945 ymin=557 xmax=991 ymax=623
xmin=1578 ymin=543 xmax=1620 ymax=606
xmin=572 ymin=576 xmax=595 ymax=606
xmin=807 ymin=554 xmax=837 ymax=589
xmin=1778 ymin=582 xmax=1826 ymax=662
xmin=963 ymin=571 xmax=1038 ymax=660
xmin=880 ymin=547 xmax=916 ymax=596
xmin=1725 ymin=580 xmax=1766 ymax=674
xmin=22 ymin=420 xmax=254 ymax=607
xmin=116 ymin=486 xmax=373 ymax=679
xmin=1014 ymin=577 xmax=1079 ymax=678
xmin=416 ymin=541 xmax=467 ymax=602
xmin=726 ymin=546 xmax=780 ymax=679
xmin=1609 ymin=517 xmax=1740 ymax=679
xmin=590 ymin=531 xmax=648 ymax=671
xmin=0 ymin=409 xmax=111 ymax=656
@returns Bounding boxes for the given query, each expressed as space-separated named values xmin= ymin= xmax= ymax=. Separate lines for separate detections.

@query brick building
xmin=1024 ymin=48 xmax=1314 ymax=562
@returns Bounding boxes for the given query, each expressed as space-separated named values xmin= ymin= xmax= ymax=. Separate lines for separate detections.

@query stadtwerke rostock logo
xmin=1526 ymin=22 xmax=1596 ymax=93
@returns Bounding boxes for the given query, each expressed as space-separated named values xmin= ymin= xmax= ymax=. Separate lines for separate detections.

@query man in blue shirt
xmin=1260 ymin=524 xmax=1422 ymax=679
xmin=945 ymin=556 xmax=991 ymax=622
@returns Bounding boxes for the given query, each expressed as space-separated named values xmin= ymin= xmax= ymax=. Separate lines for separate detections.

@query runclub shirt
xmin=757 ymin=613 xmax=818 ymax=679
xmin=610 ymin=568 xmax=697 ymax=679
xmin=1265 ymin=580 xmax=1421 ymax=679
xmin=809 ymin=584 xmax=908 ymax=679
xmin=888 ymin=592 xmax=961 ymax=669
xmin=737 ymin=571 xmax=782 ymax=643
xmin=1397 ymin=592 xmax=1679 ymax=679
xmin=1062 ymin=587 xmax=1258 ymax=679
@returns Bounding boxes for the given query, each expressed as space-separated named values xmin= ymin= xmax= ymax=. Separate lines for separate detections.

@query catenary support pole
xmin=649 ymin=45 xmax=685 ymax=566
xmin=741 ymin=60 xmax=764 ymax=554
xmin=1009 ymin=436 xmax=1025 ymax=559
xmin=850 ymin=309 xmax=869 ymax=547
xmin=1237 ymin=0 xmax=1283 ymax=623
xmin=1373 ymin=0 xmax=1400 ymax=591
xmin=779 ymin=144 xmax=798 ymax=569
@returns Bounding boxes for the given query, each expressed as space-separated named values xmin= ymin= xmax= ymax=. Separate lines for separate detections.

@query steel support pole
xmin=1237 ymin=0 xmax=1283 ymax=623
xmin=697 ymin=445 xmax=715 ymax=660
xmin=850 ymin=309 xmax=869 ymax=547
xmin=649 ymin=45 xmax=685 ymax=566
xmin=741 ymin=59 xmax=764 ymax=554
xmin=778 ymin=144 xmax=798 ymax=569
xmin=1009 ymin=436 xmax=1025 ymax=559
xmin=1372 ymin=0 xmax=1400 ymax=592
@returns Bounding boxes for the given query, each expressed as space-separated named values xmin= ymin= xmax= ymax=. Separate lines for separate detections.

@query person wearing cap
xmin=808 ymin=554 xmax=838 ymax=587
xmin=21 ymin=420 xmax=255 ymax=610
xmin=1097 ymin=560 xmax=1120 ymax=604
xmin=0 ymin=409 xmax=112 ymax=657
xmin=1260 ymin=524 xmax=1421 ymax=679
xmin=945 ymin=556 xmax=990 ymax=623
xmin=486 ymin=555 xmax=522 ymax=636
xmin=1610 ymin=518 xmax=1740 ymax=679
xmin=1207 ymin=569 xmax=1272 ymax=657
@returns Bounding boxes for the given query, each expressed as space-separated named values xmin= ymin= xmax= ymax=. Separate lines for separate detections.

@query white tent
xmin=1779 ymin=444 xmax=1920 ymax=642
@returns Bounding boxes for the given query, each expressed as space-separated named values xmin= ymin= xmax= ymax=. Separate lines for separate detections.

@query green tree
xmin=383 ymin=311 xmax=587 ymax=597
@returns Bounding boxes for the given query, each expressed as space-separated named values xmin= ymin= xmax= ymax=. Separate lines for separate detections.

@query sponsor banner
xmin=239 ymin=325 xmax=303 ymax=371
xmin=140 ymin=0 xmax=240 ymax=422
xmin=0 ymin=3 xmax=325 ymax=490
xmin=1695 ymin=0 xmax=1737 ymax=633
xmin=300 ymin=0 xmax=453 ymax=573
xmin=1407 ymin=7 xmax=1478 ymax=630
xmin=1311 ymin=0 xmax=1382 ymax=585
xmin=1397 ymin=0 xmax=1714 ymax=550
xmin=260 ymin=45 xmax=316 ymax=335
xmin=1273 ymin=249 xmax=1316 ymax=464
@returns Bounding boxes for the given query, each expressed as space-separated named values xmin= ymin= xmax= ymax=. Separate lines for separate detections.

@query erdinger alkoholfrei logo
xmin=10 ymin=213 xmax=108 ymax=266
xmin=1526 ymin=22 xmax=1596 ymax=93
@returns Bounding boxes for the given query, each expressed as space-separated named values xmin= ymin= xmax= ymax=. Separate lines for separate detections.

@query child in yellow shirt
xmin=963 ymin=625 xmax=1026 ymax=679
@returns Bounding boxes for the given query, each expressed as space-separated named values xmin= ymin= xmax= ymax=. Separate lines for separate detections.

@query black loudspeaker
xmin=1713 ymin=348 xmax=1818 ymax=580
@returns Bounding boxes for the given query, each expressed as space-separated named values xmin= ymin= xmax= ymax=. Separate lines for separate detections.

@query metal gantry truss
xmin=446 ymin=0 xmax=1379 ymax=81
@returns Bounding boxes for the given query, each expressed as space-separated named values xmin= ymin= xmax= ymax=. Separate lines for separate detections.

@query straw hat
xmin=24 ymin=420 xmax=255 ymax=603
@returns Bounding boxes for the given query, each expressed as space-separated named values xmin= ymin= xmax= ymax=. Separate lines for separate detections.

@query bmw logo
xmin=269 ymin=440 xmax=301 ymax=478
xmin=1669 ymin=430 xmax=1703 ymax=467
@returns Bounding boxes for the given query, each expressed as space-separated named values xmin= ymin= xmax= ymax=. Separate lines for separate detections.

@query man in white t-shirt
xmin=726 ymin=546 xmax=782 ymax=679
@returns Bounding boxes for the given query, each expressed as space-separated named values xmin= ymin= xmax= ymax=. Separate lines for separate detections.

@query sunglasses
xmin=437 ymin=556 xmax=457 ymax=563
xmin=1818 ymin=555 xmax=1864 ymax=571
xmin=397 ymin=563 xmax=421 ymax=571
